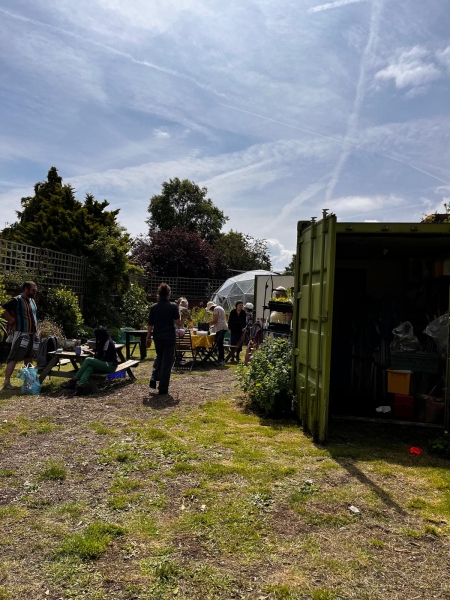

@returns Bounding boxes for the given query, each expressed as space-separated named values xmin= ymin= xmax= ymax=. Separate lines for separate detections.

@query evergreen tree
xmin=1 ymin=167 xmax=119 ymax=256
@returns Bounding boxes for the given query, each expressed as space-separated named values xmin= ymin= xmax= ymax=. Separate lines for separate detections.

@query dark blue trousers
xmin=152 ymin=339 xmax=175 ymax=393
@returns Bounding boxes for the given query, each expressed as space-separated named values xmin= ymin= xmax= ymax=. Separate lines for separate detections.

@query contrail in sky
xmin=219 ymin=103 xmax=450 ymax=186
xmin=0 ymin=6 xmax=226 ymax=98
xmin=308 ymin=0 xmax=364 ymax=14
xmin=325 ymin=0 xmax=384 ymax=202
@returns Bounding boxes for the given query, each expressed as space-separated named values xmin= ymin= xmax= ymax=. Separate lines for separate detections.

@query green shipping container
xmin=291 ymin=214 xmax=450 ymax=443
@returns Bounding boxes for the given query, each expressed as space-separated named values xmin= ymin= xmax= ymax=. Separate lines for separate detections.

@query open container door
xmin=292 ymin=212 xmax=337 ymax=443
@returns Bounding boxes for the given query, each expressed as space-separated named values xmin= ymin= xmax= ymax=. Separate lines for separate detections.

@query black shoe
xmin=149 ymin=379 xmax=157 ymax=389
xmin=61 ymin=378 xmax=77 ymax=390
xmin=158 ymin=389 xmax=168 ymax=395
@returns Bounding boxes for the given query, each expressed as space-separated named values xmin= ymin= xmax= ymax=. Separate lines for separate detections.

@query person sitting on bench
xmin=61 ymin=326 xmax=118 ymax=394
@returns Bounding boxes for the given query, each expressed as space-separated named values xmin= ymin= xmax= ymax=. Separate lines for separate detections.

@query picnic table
xmin=38 ymin=343 xmax=139 ymax=391
xmin=125 ymin=329 xmax=148 ymax=360
xmin=191 ymin=332 xmax=219 ymax=365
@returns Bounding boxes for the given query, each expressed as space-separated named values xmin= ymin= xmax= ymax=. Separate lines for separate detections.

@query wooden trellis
xmin=0 ymin=239 xmax=88 ymax=294
xmin=145 ymin=276 xmax=225 ymax=301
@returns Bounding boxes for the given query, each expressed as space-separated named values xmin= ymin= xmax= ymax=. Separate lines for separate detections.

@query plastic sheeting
xmin=211 ymin=270 xmax=273 ymax=311
xmin=424 ymin=313 xmax=449 ymax=357
xmin=390 ymin=321 xmax=421 ymax=353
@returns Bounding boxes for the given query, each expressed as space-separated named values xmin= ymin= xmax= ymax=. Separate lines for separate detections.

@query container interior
xmin=329 ymin=233 xmax=449 ymax=425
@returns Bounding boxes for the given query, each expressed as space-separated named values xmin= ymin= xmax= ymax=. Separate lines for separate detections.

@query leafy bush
xmin=37 ymin=319 xmax=65 ymax=345
xmin=429 ymin=435 xmax=450 ymax=458
xmin=191 ymin=306 xmax=209 ymax=326
xmin=118 ymin=283 xmax=149 ymax=328
xmin=0 ymin=276 xmax=8 ymax=342
xmin=108 ymin=327 xmax=121 ymax=342
xmin=237 ymin=337 xmax=293 ymax=415
xmin=45 ymin=286 xmax=83 ymax=338
xmin=76 ymin=324 xmax=95 ymax=342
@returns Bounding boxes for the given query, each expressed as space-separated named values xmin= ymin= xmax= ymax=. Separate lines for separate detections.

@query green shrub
xmin=76 ymin=324 xmax=95 ymax=342
xmin=45 ymin=286 xmax=83 ymax=338
xmin=39 ymin=458 xmax=67 ymax=481
xmin=37 ymin=319 xmax=65 ymax=345
xmin=118 ymin=283 xmax=149 ymax=329
xmin=191 ymin=306 xmax=208 ymax=326
xmin=237 ymin=337 xmax=293 ymax=415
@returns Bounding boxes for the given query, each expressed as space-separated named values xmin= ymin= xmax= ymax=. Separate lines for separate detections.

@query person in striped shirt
xmin=1 ymin=281 xmax=39 ymax=391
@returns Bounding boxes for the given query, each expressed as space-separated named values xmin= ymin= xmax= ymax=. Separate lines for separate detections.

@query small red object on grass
xmin=410 ymin=447 xmax=423 ymax=455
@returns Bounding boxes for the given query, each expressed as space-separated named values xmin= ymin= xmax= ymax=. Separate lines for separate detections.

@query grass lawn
xmin=0 ymin=354 xmax=449 ymax=599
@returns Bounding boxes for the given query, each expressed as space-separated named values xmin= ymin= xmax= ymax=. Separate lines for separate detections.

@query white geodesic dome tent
xmin=211 ymin=270 xmax=273 ymax=311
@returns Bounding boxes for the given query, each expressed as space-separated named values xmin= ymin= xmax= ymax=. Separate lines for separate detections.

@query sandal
xmin=2 ymin=383 xmax=17 ymax=391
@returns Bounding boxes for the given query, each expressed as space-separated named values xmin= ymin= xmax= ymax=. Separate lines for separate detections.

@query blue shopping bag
xmin=17 ymin=363 xmax=41 ymax=395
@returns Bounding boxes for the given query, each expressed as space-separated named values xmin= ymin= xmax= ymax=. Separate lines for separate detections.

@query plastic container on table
xmin=387 ymin=369 xmax=411 ymax=395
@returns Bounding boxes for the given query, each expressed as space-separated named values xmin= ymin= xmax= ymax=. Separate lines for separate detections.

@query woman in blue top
xmin=61 ymin=326 xmax=118 ymax=394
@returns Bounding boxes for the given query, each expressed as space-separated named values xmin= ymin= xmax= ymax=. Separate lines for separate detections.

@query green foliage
xmin=429 ymin=435 xmax=450 ymax=458
xmin=37 ymin=319 xmax=65 ymax=345
xmin=39 ymin=459 xmax=67 ymax=481
xmin=45 ymin=286 xmax=83 ymax=338
xmin=0 ymin=276 xmax=8 ymax=342
xmin=1 ymin=168 xmax=120 ymax=256
xmin=147 ymin=177 xmax=228 ymax=243
xmin=118 ymin=283 xmax=149 ymax=328
xmin=237 ymin=337 xmax=293 ymax=415
xmin=76 ymin=324 xmax=95 ymax=342
xmin=283 ymin=253 xmax=296 ymax=276
xmin=190 ymin=306 xmax=209 ymax=326
xmin=56 ymin=521 xmax=125 ymax=560
xmin=84 ymin=226 xmax=134 ymax=327
xmin=213 ymin=230 xmax=272 ymax=271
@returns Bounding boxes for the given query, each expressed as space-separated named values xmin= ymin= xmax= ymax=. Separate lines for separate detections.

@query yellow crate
xmin=387 ymin=369 xmax=411 ymax=395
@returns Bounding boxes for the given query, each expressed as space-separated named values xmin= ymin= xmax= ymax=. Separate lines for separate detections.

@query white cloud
xmin=266 ymin=239 xmax=295 ymax=271
xmin=365 ymin=219 xmax=379 ymax=222
xmin=375 ymin=46 xmax=442 ymax=90
xmin=330 ymin=194 xmax=405 ymax=216
xmin=436 ymin=46 xmax=450 ymax=70
xmin=154 ymin=129 xmax=170 ymax=139
xmin=307 ymin=0 xmax=364 ymax=14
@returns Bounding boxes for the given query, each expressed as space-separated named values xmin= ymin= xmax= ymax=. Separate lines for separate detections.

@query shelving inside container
xmin=329 ymin=233 xmax=449 ymax=425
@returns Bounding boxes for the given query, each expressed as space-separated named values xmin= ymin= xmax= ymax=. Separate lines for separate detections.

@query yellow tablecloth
xmin=191 ymin=333 xmax=216 ymax=349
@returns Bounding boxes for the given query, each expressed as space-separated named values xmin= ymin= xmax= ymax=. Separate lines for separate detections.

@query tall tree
xmin=213 ymin=230 xmax=272 ymax=272
xmin=132 ymin=228 xmax=228 ymax=280
xmin=147 ymin=178 xmax=228 ymax=243
xmin=1 ymin=167 xmax=120 ymax=256
xmin=283 ymin=253 xmax=296 ymax=276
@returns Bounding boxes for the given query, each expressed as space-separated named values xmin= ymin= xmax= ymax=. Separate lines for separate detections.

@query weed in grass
xmin=369 ymin=538 xmax=384 ymax=548
xmin=424 ymin=524 xmax=441 ymax=536
xmin=154 ymin=559 xmax=179 ymax=582
xmin=36 ymin=421 xmax=59 ymax=434
xmin=0 ymin=586 xmax=10 ymax=600
xmin=249 ymin=492 xmax=274 ymax=509
xmin=402 ymin=527 xmax=422 ymax=538
xmin=0 ymin=469 xmax=15 ymax=477
xmin=408 ymin=497 xmax=427 ymax=510
xmin=56 ymin=521 xmax=126 ymax=560
xmin=128 ymin=513 xmax=159 ymax=538
xmin=0 ymin=505 xmax=28 ymax=522
xmin=54 ymin=501 xmax=85 ymax=520
xmin=265 ymin=583 xmax=295 ymax=599
xmin=26 ymin=498 xmax=52 ymax=509
xmin=311 ymin=590 xmax=336 ymax=600
xmin=110 ymin=477 xmax=142 ymax=493
xmin=289 ymin=480 xmax=319 ymax=506
xmin=88 ymin=422 xmax=116 ymax=435
xmin=39 ymin=459 xmax=67 ymax=481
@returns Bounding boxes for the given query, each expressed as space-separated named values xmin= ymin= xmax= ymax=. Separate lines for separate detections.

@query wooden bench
xmin=89 ymin=359 xmax=139 ymax=391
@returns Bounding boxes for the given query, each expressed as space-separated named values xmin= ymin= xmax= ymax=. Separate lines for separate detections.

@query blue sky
xmin=0 ymin=0 xmax=449 ymax=270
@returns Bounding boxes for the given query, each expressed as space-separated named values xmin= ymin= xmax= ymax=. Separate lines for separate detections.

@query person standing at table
xmin=206 ymin=301 xmax=228 ymax=365
xmin=2 ymin=281 xmax=39 ymax=391
xmin=147 ymin=283 xmax=181 ymax=394
xmin=228 ymin=300 xmax=247 ymax=362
